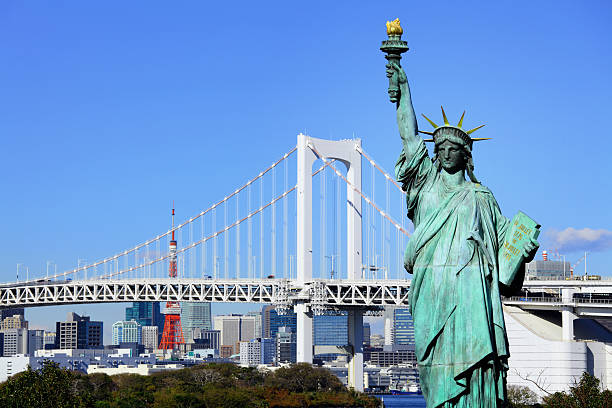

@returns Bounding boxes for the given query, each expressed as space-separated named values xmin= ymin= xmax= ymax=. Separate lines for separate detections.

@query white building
xmin=87 ymin=363 xmax=183 ymax=376
xmin=505 ymin=305 xmax=612 ymax=396
xmin=141 ymin=326 xmax=159 ymax=350
xmin=0 ymin=355 xmax=30 ymax=382
xmin=112 ymin=320 xmax=142 ymax=345
xmin=1 ymin=328 xmax=28 ymax=356
xmin=213 ymin=314 xmax=257 ymax=353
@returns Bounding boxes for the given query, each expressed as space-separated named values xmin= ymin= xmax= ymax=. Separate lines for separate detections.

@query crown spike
xmin=471 ymin=137 xmax=492 ymax=141
xmin=418 ymin=130 xmax=435 ymax=135
xmin=421 ymin=114 xmax=438 ymax=129
xmin=466 ymin=124 xmax=486 ymax=134
xmin=441 ymin=106 xmax=449 ymax=125
xmin=457 ymin=111 xmax=466 ymax=128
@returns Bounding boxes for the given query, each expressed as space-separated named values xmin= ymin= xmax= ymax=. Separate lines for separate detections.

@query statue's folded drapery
xmin=396 ymin=140 xmax=512 ymax=407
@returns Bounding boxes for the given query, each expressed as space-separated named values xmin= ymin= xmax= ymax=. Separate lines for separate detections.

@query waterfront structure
xmin=239 ymin=338 xmax=274 ymax=366
xmin=0 ymin=314 xmax=28 ymax=331
xmin=141 ymin=326 xmax=159 ymax=350
xmin=112 ymin=321 xmax=142 ymax=345
xmin=88 ymin=363 xmax=183 ymax=376
xmin=54 ymin=312 xmax=103 ymax=349
xmin=369 ymin=346 xmax=417 ymax=368
xmin=275 ymin=327 xmax=296 ymax=364
xmin=213 ymin=314 xmax=257 ymax=354
xmin=180 ymin=302 xmax=212 ymax=343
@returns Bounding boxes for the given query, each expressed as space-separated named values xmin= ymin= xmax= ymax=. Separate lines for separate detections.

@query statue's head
xmin=420 ymin=107 xmax=490 ymax=183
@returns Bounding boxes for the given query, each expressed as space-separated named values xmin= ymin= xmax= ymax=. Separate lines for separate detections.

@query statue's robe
xmin=396 ymin=141 xmax=512 ymax=407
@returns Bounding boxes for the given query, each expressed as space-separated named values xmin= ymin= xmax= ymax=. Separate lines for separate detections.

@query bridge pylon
xmin=295 ymin=133 xmax=364 ymax=390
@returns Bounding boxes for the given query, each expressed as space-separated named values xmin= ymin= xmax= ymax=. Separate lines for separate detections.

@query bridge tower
xmin=159 ymin=206 xmax=185 ymax=350
xmin=296 ymin=134 xmax=364 ymax=391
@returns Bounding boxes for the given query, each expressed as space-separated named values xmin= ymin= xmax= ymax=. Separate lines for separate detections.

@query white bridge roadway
xmin=1 ymin=278 xmax=611 ymax=313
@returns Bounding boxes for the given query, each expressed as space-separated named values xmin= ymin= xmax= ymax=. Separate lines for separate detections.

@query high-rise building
xmin=141 ymin=326 xmax=159 ymax=350
xmin=363 ymin=323 xmax=371 ymax=347
xmin=54 ymin=312 xmax=103 ymax=349
xmin=193 ymin=329 xmax=220 ymax=351
xmin=246 ymin=311 xmax=262 ymax=339
xmin=384 ymin=307 xmax=415 ymax=346
xmin=2 ymin=329 xmax=28 ymax=356
xmin=213 ymin=315 xmax=257 ymax=354
xmin=180 ymin=303 xmax=212 ymax=343
xmin=0 ymin=315 xmax=28 ymax=330
xmin=275 ymin=327 xmax=296 ymax=364
xmin=43 ymin=331 xmax=56 ymax=348
xmin=0 ymin=308 xmax=24 ymax=321
xmin=27 ymin=330 xmax=44 ymax=355
xmin=239 ymin=338 xmax=275 ymax=366
xmin=314 ymin=313 xmax=348 ymax=346
xmin=262 ymin=305 xmax=297 ymax=339
xmin=125 ymin=302 xmax=163 ymax=336
xmin=112 ymin=321 xmax=142 ymax=345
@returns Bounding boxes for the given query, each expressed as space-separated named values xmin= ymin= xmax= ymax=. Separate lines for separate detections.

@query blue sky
xmin=1 ymin=1 xmax=611 ymax=339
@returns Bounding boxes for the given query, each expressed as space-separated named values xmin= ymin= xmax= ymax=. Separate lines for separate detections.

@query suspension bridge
xmin=2 ymin=134 xmax=612 ymax=391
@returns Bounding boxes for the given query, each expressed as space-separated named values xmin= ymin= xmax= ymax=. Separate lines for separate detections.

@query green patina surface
xmin=383 ymin=30 xmax=539 ymax=408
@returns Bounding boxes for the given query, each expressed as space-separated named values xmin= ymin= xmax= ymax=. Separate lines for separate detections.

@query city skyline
xmin=1 ymin=1 xmax=611 ymax=338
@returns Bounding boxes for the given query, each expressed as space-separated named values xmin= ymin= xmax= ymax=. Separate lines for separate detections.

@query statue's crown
xmin=419 ymin=106 xmax=490 ymax=149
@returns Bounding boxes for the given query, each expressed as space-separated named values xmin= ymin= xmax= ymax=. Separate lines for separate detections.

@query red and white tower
xmin=159 ymin=205 xmax=185 ymax=350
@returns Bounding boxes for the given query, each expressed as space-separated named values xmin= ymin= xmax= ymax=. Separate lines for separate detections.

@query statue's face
xmin=437 ymin=140 xmax=466 ymax=174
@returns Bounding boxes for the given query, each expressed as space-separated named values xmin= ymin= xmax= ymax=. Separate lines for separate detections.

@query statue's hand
xmin=386 ymin=61 xmax=407 ymax=84
xmin=523 ymin=237 xmax=539 ymax=263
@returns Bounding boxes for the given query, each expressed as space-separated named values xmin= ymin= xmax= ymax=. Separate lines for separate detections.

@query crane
xmin=570 ymin=252 xmax=589 ymax=279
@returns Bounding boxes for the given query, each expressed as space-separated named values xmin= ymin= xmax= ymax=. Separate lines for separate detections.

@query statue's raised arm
xmin=387 ymin=62 xmax=422 ymax=155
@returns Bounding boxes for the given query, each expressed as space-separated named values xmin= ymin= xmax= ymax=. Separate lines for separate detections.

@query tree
xmin=542 ymin=372 xmax=611 ymax=408
xmin=507 ymin=384 xmax=540 ymax=408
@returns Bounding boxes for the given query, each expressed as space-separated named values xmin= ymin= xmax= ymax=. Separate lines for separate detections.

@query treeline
xmin=0 ymin=361 xmax=380 ymax=408
xmin=508 ymin=372 xmax=611 ymax=408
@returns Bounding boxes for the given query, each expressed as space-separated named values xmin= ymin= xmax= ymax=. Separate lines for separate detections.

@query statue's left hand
xmin=523 ymin=237 xmax=539 ymax=262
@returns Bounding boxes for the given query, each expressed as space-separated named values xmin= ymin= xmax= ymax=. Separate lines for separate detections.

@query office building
xmin=369 ymin=346 xmax=417 ymax=367
xmin=262 ymin=305 xmax=297 ymax=339
xmin=246 ymin=311 xmax=262 ymax=339
xmin=55 ymin=312 xmax=103 ymax=349
xmin=363 ymin=323 xmax=371 ymax=347
xmin=239 ymin=338 xmax=275 ymax=366
xmin=28 ymin=330 xmax=45 ymax=355
xmin=1 ymin=329 xmax=28 ymax=356
xmin=384 ymin=307 xmax=415 ymax=346
xmin=43 ymin=331 xmax=56 ymax=349
xmin=213 ymin=314 xmax=257 ymax=354
xmin=0 ymin=315 xmax=28 ymax=331
xmin=125 ymin=302 xmax=163 ymax=336
xmin=112 ymin=321 xmax=142 ymax=345
xmin=526 ymin=259 xmax=572 ymax=280
xmin=193 ymin=329 xmax=220 ymax=351
xmin=180 ymin=302 xmax=212 ymax=343
xmin=0 ymin=308 xmax=24 ymax=321
xmin=275 ymin=327 xmax=296 ymax=364
xmin=141 ymin=326 xmax=159 ymax=350
xmin=314 ymin=313 xmax=348 ymax=346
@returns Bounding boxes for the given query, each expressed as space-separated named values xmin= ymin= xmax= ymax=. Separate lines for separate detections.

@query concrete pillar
xmin=561 ymin=307 xmax=576 ymax=341
xmin=347 ymin=309 xmax=364 ymax=391
xmin=296 ymin=303 xmax=313 ymax=362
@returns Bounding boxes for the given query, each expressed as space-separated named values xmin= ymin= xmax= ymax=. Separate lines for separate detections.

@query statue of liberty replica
xmin=382 ymin=19 xmax=540 ymax=407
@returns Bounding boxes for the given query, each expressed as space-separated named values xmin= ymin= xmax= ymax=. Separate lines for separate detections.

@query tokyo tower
xmin=159 ymin=205 xmax=185 ymax=350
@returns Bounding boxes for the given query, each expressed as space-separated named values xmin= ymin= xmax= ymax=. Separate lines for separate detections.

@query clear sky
xmin=1 ymin=1 xmax=611 ymax=340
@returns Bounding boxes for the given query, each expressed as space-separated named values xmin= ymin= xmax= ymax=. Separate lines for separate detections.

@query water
xmin=374 ymin=395 xmax=426 ymax=407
